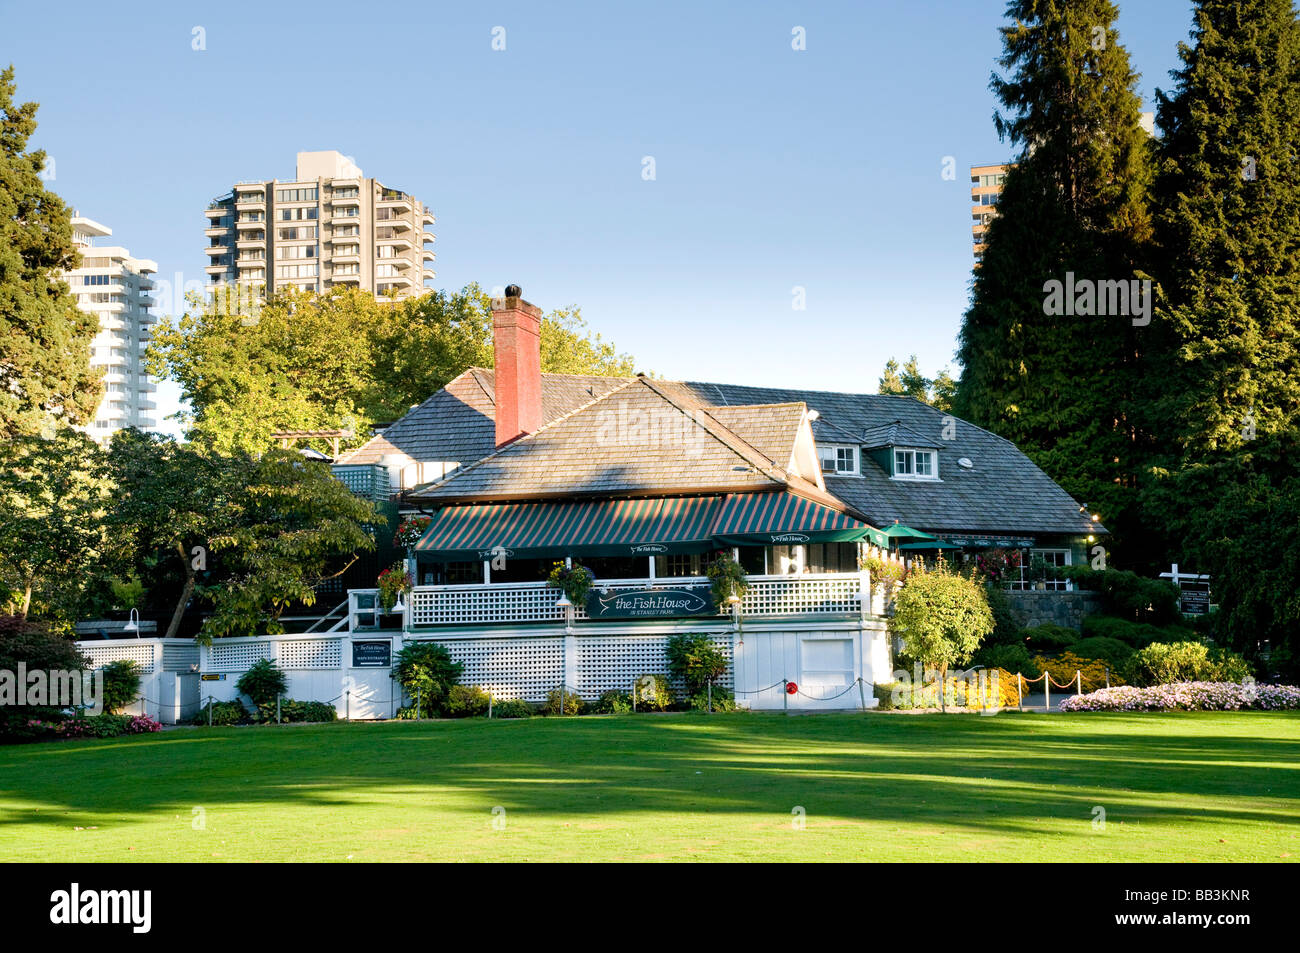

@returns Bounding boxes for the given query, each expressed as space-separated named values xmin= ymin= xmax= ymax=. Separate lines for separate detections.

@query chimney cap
xmin=505 ymin=283 xmax=522 ymax=297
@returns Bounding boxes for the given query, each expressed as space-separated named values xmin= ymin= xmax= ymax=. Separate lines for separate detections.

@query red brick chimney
xmin=492 ymin=284 xmax=543 ymax=447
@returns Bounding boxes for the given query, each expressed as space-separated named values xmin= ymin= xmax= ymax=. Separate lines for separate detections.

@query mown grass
xmin=1 ymin=711 xmax=1297 ymax=862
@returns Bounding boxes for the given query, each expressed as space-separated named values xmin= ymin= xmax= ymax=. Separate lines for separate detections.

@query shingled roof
xmin=406 ymin=377 xmax=849 ymax=512
xmin=344 ymin=367 xmax=1097 ymax=537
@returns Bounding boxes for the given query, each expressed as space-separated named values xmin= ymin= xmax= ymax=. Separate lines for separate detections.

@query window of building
xmin=818 ymin=444 xmax=858 ymax=475
xmin=332 ymin=187 xmax=359 ymax=198
xmin=334 ymin=224 xmax=359 ymax=237
xmin=279 ymin=207 xmax=319 ymax=221
xmin=893 ymin=448 xmax=937 ymax=480
xmin=278 ymin=226 xmax=317 ymax=240
xmin=275 ymin=263 xmax=319 ymax=278
xmin=333 ymin=263 xmax=359 ymax=276
xmin=376 ymin=263 xmax=398 ymax=277
xmin=275 ymin=187 xmax=319 ymax=203
xmin=333 ymin=243 xmax=360 ymax=257
xmin=279 ymin=244 xmax=317 ymax=259
xmin=1006 ymin=549 xmax=1072 ymax=591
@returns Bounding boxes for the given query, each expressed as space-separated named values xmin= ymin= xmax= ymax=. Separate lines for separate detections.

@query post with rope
xmin=1044 ymin=674 xmax=1050 ymax=712
xmin=706 ymin=679 xmax=712 ymax=714
xmin=1016 ymin=673 xmax=1023 ymax=712
xmin=782 ymin=679 xmax=789 ymax=715
xmin=345 ymin=689 xmax=350 ymax=722
xmin=206 ymin=695 xmax=212 ymax=726
xmin=487 ymin=690 xmax=493 ymax=719
xmin=857 ymin=676 xmax=866 ymax=712
xmin=1076 ymin=670 xmax=1082 ymax=696
xmin=276 ymin=693 xmax=281 ymax=725
xmin=1105 ymin=666 xmax=1110 ymax=689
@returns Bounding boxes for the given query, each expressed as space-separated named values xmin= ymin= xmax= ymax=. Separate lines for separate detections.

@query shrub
xmin=100 ymin=659 xmax=141 ymax=714
xmin=591 ymin=690 xmax=633 ymax=714
xmin=1127 ymin=641 xmax=1251 ymax=687
xmin=0 ymin=615 xmax=89 ymax=738
xmin=192 ymin=699 xmax=247 ymax=726
xmin=1081 ymin=615 xmax=1197 ymax=648
xmin=666 ymin=633 xmax=729 ymax=694
xmin=1031 ymin=651 xmax=1114 ymax=693
xmin=235 ymin=658 xmax=288 ymax=706
xmin=446 ymin=685 xmax=490 ymax=718
xmin=254 ymin=698 xmax=338 ymax=723
xmin=124 ymin=714 xmax=162 ymax=734
xmin=57 ymin=714 xmax=129 ymax=738
xmin=689 ymin=686 xmax=737 ymax=712
xmin=971 ymin=642 xmax=1040 ymax=678
xmin=1069 ymin=636 xmax=1135 ymax=667
xmin=982 ymin=584 xmax=1024 ymax=645
xmin=543 ymin=686 xmax=584 ymax=716
xmin=1056 ymin=567 xmax=1181 ymax=625
xmin=491 ymin=699 xmax=533 ymax=719
xmin=632 ymin=674 xmax=675 ymax=711
xmin=888 ymin=562 xmax=994 ymax=694
xmin=1061 ymin=682 xmax=1300 ymax=712
xmin=1021 ymin=624 xmax=1079 ymax=651
xmin=392 ymin=642 xmax=462 ymax=717
xmin=876 ymin=669 xmax=1019 ymax=710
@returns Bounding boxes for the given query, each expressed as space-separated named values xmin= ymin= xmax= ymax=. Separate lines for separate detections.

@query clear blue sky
xmin=3 ymin=0 xmax=1195 ymax=429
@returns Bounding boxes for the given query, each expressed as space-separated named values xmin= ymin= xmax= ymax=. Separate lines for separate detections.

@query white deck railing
xmin=395 ymin=572 xmax=869 ymax=629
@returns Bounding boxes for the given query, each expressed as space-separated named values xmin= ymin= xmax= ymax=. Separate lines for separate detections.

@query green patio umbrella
xmin=897 ymin=538 xmax=961 ymax=551
xmin=880 ymin=522 xmax=938 ymax=546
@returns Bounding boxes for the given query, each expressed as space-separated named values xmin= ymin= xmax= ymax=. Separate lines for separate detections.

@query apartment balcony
xmin=330 ymin=195 xmax=361 ymax=208
xmin=236 ymin=192 xmax=266 ymax=205
xmin=205 ymin=224 xmax=231 ymax=237
xmin=330 ymin=252 xmax=360 ymax=264
xmin=331 ymin=274 xmax=362 ymax=285
xmin=378 ymin=273 xmax=414 ymax=288
xmin=236 ymin=218 xmax=266 ymax=230
xmin=377 ymin=235 xmax=412 ymax=251
xmin=205 ymin=264 xmax=231 ymax=278
xmin=421 ymin=211 xmax=436 ymax=226
xmin=377 ymin=192 xmax=413 ymax=214
xmin=205 ymin=205 xmax=233 ymax=219
xmin=236 ymin=257 xmax=266 ymax=269
xmin=236 ymin=236 xmax=267 ymax=248
xmin=330 ymin=211 xmax=362 ymax=224
xmin=206 ymin=244 xmax=230 ymax=257
xmin=330 ymin=177 xmax=361 ymax=190
xmin=375 ymin=216 xmax=411 ymax=231
xmin=421 ymin=248 xmax=436 ymax=263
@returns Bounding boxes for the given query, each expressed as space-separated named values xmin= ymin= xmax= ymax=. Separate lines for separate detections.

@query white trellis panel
xmin=742 ymin=575 xmax=862 ymax=617
xmin=277 ymin=638 xmax=343 ymax=670
xmin=161 ymin=642 xmax=200 ymax=672
xmin=415 ymin=636 xmax=565 ymax=701
xmin=78 ymin=641 xmax=157 ymax=674
xmin=207 ymin=640 xmax=272 ymax=672
xmin=574 ymin=633 xmax=733 ymax=699
xmin=409 ymin=584 xmax=563 ymax=626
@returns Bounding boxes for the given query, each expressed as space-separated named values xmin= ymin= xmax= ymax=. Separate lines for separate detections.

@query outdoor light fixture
xmin=555 ymin=593 xmax=572 ymax=609
xmin=392 ymin=592 xmax=406 ymax=613
xmin=123 ymin=608 xmax=140 ymax=633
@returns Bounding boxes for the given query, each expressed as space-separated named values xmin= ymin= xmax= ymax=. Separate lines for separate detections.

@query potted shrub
xmin=547 ymin=561 xmax=595 ymax=607
xmin=377 ymin=562 xmax=413 ymax=612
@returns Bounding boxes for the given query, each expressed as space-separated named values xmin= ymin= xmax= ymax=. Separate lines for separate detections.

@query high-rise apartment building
xmin=203 ymin=151 xmax=436 ymax=300
xmin=970 ymin=163 xmax=1009 ymax=264
xmin=67 ymin=216 xmax=158 ymax=441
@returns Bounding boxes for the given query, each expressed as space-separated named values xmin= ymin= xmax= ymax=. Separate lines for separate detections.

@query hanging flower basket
xmin=547 ymin=562 xmax=595 ymax=605
xmin=377 ymin=562 xmax=413 ymax=611
xmin=393 ymin=516 xmax=432 ymax=552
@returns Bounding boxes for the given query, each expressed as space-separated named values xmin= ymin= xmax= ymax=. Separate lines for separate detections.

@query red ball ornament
xmin=786 ymin=681 xmax=798 ymax=695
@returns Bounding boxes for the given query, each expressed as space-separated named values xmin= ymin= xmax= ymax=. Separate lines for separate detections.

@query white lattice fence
xmin=161 ymin=642 xmax=199 ymax=672
xmin=277 ymin=638 xmax=343 ymax=670
xmin=207 ymin=640 xmax=272 ymax=672
xmin=409 ymin=584 xmax=563 ymax=626
xmin=574 ymin=633 xmax=733 ymax=699
xmin=414 ymin=636 xmax=565 ymax=701
xmin=743 ymin=576 xmax=862 ymax=617
xmin=78 ymin=641 xmax=156 ymax=674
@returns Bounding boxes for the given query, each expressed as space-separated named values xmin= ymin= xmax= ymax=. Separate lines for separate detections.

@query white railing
xmin=403 ymin=573 xmax=868 ymax=629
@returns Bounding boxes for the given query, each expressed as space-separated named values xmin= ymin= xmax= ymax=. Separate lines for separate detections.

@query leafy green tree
xmin=877 ymin=355 xmax=958 ymax=411
xmin=0 ymin=66 xmax=101 ymax=438
xmin=889 ymin=563 xmax=995 ymax=708
xmin=235 ymin=658 xmax=288 ymax=706
xmin=954 ymin=1 xmax=1154 ymax=559
xmin=0 ymin=430 xmax=113 ymax=622
xmin=0 ymin=614 xmax=88 ymax=737
xmin=100 ymin=659 xmax=141 ymax=714
xmin=147 ymin=283 xmax=638 ymax=453
xmin=106 ymin=430 xmax=381 ymax=643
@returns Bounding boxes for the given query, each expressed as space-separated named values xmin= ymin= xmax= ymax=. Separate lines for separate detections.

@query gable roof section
xmin=406 ymin=377 xmax=820 ymax=504
xmin=859 ymin=421 xmax=942 ymax=450
xmin=686 ymin=401 xmax=806 ymax=469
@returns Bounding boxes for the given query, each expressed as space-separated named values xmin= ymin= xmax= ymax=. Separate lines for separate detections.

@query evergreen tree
xmin=1149 ymin=0 xmax=1300 ymax=458
xmin=954 ymin=1 xmax=1154 ymax=558
xmin=0 ymin=66 xmax=100 ymax=438
xmin=877 ymin=355 xmax=958 ymax=411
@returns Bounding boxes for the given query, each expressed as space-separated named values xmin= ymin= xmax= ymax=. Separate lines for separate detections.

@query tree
xmin=1148 ymin=0 xmax=1300 ymax=458
xmin=877 ymin=355 xmax=958 ymax=411
xmin=889 ymin=562 xmax=994 ymax=709
xmin=147 ymin=283 xmax=639 ymax=453
xmin=105 ymin=429 xmax=234 ymax=639
xmin=0 ymin=66 xmax=101 ymax=437
xmin=0 ymin=614 xmax=88 ymax=737
xmin=953 ymin=1 xmax=1154 ymax=561
xmin=106 ymin=430 xmax=382 ymax=643
xmin=0 ymin=430 xmax=113 ymax=623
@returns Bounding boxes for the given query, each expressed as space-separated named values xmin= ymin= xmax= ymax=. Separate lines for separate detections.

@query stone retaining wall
xmin=1005 ymin=590 xmax=1102 ymax=631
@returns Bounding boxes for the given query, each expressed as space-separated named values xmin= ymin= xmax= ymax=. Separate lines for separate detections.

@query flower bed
xmin=1060 ymin=681 xmax=1300 ymax=713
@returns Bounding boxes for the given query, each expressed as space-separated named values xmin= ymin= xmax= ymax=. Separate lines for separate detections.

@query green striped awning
xmin=413 ymin=496 xmax=723 ymax=560
xmin=711 ymin=492 xmax=879 ymax=546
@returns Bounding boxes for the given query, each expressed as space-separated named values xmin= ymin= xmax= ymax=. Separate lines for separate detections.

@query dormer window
xmin=893 ymin=448 xmax=937 ymax=480
xmin=818 ymin=444 xmax=858 ymax=475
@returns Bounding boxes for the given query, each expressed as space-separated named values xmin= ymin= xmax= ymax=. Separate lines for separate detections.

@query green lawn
xmin=1 ymin=711 xmax=1297 ymax=862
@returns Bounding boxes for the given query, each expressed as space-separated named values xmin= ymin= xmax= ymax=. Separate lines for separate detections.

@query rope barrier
xmin=795 ymin=678 xmax=866 ymax=702
xmin=732 ymin=680 xmax=788 ymax=697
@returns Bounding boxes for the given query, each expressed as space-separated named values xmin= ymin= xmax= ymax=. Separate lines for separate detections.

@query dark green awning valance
xmin=710 ymin=492 xmax=879 ymax=547
xmin=413 ymin=496 xmax=722 ymax=560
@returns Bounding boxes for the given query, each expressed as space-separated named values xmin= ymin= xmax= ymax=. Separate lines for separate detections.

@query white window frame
xmin=818 ymin=444 xmax=859 ymax=476
xmin=1006 ymin=548 xmax=1073 ymax=591
xmin=892 ymin=447 xmax=939 ymax=481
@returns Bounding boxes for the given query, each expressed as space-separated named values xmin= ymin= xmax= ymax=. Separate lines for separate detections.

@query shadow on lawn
xmin=0 ymin=713 xmax=1297 ymax=836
